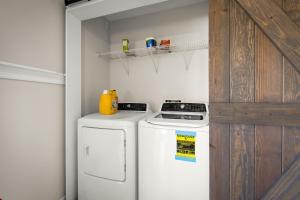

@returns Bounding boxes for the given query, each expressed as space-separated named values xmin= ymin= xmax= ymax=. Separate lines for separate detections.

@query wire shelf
xmin=97 ymin=40 xmax=208 ymax=75
xmin=98 ymin=40 xmax=208 ymax=58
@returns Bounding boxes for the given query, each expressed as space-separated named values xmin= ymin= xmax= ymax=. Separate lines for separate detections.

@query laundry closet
xmin=65 ymin=0 xmax=208 ymax=199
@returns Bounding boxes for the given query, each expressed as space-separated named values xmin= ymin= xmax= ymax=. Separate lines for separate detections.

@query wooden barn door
xmin=209 ymin=0 xmax=300 ymax=199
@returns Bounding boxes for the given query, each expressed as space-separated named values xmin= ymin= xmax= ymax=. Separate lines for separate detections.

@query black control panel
xmin=118 ymin=103 xmax=147 ymax=111
xmin=161 ymin=103 xmax=206 ymax=112
xmin=65 ymin=0 xmax=87 ymax=6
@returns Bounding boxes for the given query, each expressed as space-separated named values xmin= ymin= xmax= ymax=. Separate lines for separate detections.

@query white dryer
xmin=139 ymin=102 xmax=209 ymax=200
xmin=78 ymin=103 xmax=151 ymax=200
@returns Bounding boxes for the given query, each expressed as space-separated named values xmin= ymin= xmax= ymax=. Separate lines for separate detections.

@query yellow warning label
xmin=175 ymin=131 xmax=196 ymax=162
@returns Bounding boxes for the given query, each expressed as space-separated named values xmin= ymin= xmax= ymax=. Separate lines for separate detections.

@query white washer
xmin=78 ymin=103 xmax=151 ymax=200
xmin=139 ymin=102 xmax=209 ymax=200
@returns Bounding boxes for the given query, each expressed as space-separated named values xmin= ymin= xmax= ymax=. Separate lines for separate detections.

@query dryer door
xmin=82 ymin=127 xmax=125 ymax=181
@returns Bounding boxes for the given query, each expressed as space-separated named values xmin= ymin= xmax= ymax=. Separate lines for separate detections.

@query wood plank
xmin=254 ymin=7 xmax=283 ymax=196
xmin=284 ymin=59 xmax=300 ymax=103
xmin=283 ymin=0 xmax=300 ymax=26
xmin=209 ymin=0 xmax=231 ymax=199
xmin=209 ymin=0 xmax=230 ymax=102
xmin=283 ymin=61 xmax=300 ymax=166
xmin=283 ymin=127 xmax=300 ymax=169
xmin=255 ymin=126 xmax=282 ymax=199
xmin=230 ymin=125 xmax=255 ymax=200
xmin=210 ymin=123 xmax=230 ymax=200
xmin=282 ymin=0 xmax=300 ymax=174
xmin=283 ymin=0 xmax=300 ymax=104
xmin=261 ymin=156 xmax=300 ymax=200
xmin=255 ymin=27 xmax=283 ymax=102
xmin=273 ymin=0 xmax=283 ymax=7
xmin=236 ymin=0 xmax=300 ymax=73
xmin=229 ymin=1 xmax=255 ymax=199
xmin=209 ymin=103 xmax=300 ymax=126
xmin=230 ymin=0 xmax=255 ymax=103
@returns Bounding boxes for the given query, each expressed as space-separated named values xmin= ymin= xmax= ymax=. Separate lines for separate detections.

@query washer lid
xmin=155 ymin=113 xmax=204 ymax=120
xmin=146 ymin=112 xmax=209 ymax=128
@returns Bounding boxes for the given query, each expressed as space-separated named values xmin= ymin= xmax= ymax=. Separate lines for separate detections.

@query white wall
xmin=0 ymin=80 xmax=65 ymax=200
xmin=81 ymin=2 xmax=208 ymax=113
xmin=82 ymin=17 xmax=110 ymax=115
xmin=0 ymin=0 xmax=65 ymax=200
xmin=0 ymin=0 xmax=65 ymax=73
xmin=109 ymin=2 xmax=208 ymax=111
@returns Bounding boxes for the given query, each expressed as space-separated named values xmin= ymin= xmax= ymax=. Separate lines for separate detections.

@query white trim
xmin=66 ymin=12 xmax=81 ymax=200
xmin=59 ymin=196 xmax=66 ymax=200
xmin=0 ymin=61 xmax=65 ymax=85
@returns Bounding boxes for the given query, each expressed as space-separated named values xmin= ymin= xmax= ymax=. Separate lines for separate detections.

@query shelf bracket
xmin=148 ymin=49 xmax=160 ymax=74
xmin=182 ymin=50 xmax=195 ymax=71
xmin=117 ymin=53 xmax=130 ymax=76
